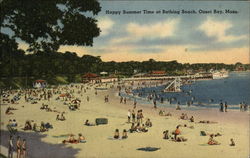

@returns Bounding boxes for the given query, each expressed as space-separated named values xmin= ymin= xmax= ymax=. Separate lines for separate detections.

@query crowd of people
xmin=2 ymin=79 xmax=246 ymax=157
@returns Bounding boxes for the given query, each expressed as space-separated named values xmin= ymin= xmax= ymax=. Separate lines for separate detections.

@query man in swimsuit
xmin=8 ymin=135 xmax=14 ymax=158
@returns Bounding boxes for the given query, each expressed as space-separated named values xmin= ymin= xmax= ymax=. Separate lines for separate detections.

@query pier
xmin=122 ymin=74 xmax=212 ymax=92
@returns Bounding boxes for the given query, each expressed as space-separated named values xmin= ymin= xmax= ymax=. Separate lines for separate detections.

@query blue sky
xmin=7 ymin=1 xmax=250 ymax=64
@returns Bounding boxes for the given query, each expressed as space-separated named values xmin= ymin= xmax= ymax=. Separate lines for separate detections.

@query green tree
xmin=1 ymin=0 xmax=101 ymax=52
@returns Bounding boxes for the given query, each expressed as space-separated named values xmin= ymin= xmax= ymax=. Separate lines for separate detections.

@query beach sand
xmin=1 ymin=83 xmax=249 ymax=158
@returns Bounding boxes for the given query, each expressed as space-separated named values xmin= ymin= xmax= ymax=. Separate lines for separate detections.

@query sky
xmin=19 ymin=1 xmax=250 ymax=64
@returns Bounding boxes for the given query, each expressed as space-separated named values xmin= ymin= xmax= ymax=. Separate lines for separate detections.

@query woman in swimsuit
xmin=16 ymin=136 xmax=21 ymax=158
xmin=78 ymin=133 xmax=86 ymax=143
xmin=21 ymin=139 xmax=26 ymax=158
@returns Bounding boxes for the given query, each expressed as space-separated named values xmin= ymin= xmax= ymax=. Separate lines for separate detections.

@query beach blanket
xmin=137 ymin=147 xmax=160 ymax=152
xmin=96 ymin=118 xmax=108 ymax=125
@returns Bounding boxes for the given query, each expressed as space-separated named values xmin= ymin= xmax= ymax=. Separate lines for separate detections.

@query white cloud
xmin=98 ymin=16 xmax=114 ymax=36
xmin=127 ymin=19 xmax=179 ymax=39
xmin=110 ymin=18 xmax=179 ymax=44
xmin=199 ymin=17 xmax=247 ymax=43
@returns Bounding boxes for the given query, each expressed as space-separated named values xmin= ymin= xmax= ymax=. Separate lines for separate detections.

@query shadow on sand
xmin=0 ymin=130 xmax=80 ymax=158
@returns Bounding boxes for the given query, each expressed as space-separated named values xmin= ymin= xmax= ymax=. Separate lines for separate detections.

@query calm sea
xmin=124 ymin=71 xmax=250 ymax=110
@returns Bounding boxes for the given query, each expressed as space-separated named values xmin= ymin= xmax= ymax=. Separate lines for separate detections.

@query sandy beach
xmin=1 ymin=82 xmax=249 ymax=158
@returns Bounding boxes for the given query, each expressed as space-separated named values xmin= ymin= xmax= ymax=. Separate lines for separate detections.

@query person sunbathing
xmin=8 ymin=119 xmax=13 ymax=127
xmin=208 ymin=134 xmax=220 ymax=145
xmin=145 ymin=119 xmax=152 ymax=127
xmin=60 ymin=113 xmax=66 ymax=121
xmin=199 ymin=120 xmax=218 ymax=124
xmin=190 ymin=116 xmax=194 ymax=122
xmin=5 ymin=107 xmax=13 ymax=115
xmin=181 ymin=124 xmax=194 ymax=129
xmin=163 ymin=130 xmax=170 ymax=139
xmin=44 ymin=122 xmax=53 ymax=129
xmin=180 ymin=113 xmax=185 ymax=119
xmin=40 ymin=122 xmax=47 ymax=132
xmin=135 ymin=123 xmax=142 ymax=132
xmin=63 ymin=134 xmax=78 ymax=144
xmin=78 ymin=133 xmax=86 ymax=143
xmin=230 ymin=138 xmax=235 ymax=146
xmin=122 ymin=129 xmax=128 ymax=139
xmin=33 ymin=123 xmax=38 ymax=132
xmin=140 ymin=124 xmax=148 ymax=132
xmin=129 ymin=123 xmax=136 ymax=133
xmin=159 ymin=110 xmax=164 ymax=116
xmin=176 ymin=105 xmax=181 ymax=110
xmin=175 ymin=136 xmax=188 ymax=142
xmin=200 ymin=131 xmax=222 ymax=136
xmin=165 ymin=112 xmax=172 ymax=116
xmin=12 ymin=119 xmax=18 ymax=127
xmin=24 ymin=121 xmax=32 ymax=130
xmin=114 ymin=129 xmax=119 ymax=139
xmin=84 ymin=120 xmax=95 ymax=126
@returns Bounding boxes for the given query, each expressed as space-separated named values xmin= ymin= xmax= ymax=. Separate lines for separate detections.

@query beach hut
xmin=33 ymin=80 xmax=47 ymax=88
xmin=82 ymin=73 xmax=101 ymax=83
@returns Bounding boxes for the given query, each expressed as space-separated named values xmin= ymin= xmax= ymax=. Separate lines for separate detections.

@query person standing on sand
xmin=21 ymin=139 xmax=27 ymax=158
xmin=133 ymin=99 xmax=137 ymax=106
xmin=153 ymin=99 xmax=157 ymax=109
xmin=120 ymin=97 xmax=123 ymax=103
xmin=8 ymin=135 xmax=14 ymax=158
xmin=173 ymin=125 xmax=181 ymax=140
xmin=132 ymin=110 xmax=136 ymax=123
xmin=16 ymin=136 xmax=21 ymax=158
xmin=127 ymin=110 xmax=131 ymax=123
xmin=220 ymin=102 xmax=224 ymax=112
xmin=224 ymin=102 xmax=228 ymax=112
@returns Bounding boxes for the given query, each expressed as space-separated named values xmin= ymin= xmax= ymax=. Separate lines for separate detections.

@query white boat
xmin=212 ymin=71 xmax=229 ymax=79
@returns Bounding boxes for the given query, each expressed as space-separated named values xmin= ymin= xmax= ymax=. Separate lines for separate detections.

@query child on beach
xmin=78 ymin=133 xmax=86 ymax=143
xmin=208 ymin=134 xmax=220 ymax=145
xmin=122 ymin=129 xmax=128 ymax=139
xmin=145 ymin=118 xmax=152 ymax=127
xmin=114 ymin=129 xmax=119 ymax=139
xmin=230 ymin=138 xmax=235 ymax=146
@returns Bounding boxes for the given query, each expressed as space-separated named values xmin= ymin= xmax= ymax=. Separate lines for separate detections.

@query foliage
xmin=0 ymin=0 xmax=101 ymax=52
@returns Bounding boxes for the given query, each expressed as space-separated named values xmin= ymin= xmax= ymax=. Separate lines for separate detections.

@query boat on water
xmin=212 ymin=70 xmax=229 ymax=79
